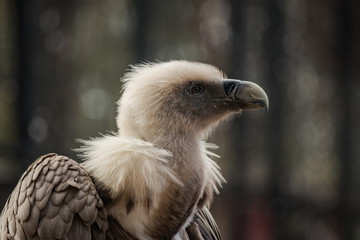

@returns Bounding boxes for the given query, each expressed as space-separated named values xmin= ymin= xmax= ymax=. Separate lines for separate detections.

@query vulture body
xmin=0 ymin=61 xmax=268 ymax=239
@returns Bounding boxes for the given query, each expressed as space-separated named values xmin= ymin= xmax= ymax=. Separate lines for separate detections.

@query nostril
xmin=228 ymin=84 xmax=236 ymax=94
xmin=223 ymin=80 xmax=239 ymax=99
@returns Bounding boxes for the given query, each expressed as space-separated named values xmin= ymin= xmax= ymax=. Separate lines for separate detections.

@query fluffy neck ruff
xmin=78 ymin=134 xmax=225 ymax=208
xmin=78 ymin=135 xmax=181 ymax=205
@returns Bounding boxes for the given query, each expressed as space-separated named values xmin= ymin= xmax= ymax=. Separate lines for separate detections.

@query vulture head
xmin=117 ymin=61 xmax=268 ymax=143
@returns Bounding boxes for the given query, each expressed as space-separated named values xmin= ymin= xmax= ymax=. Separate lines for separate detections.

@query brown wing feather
xmin=106 ymin=215 xmax=137 ymax=240
xmin=185 ymin=207 xmax=222 ymax=240
xmin=0 ymin=153 xmax=108 ymax=239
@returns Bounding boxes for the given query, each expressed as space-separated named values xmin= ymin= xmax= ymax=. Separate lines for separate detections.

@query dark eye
xmin=187 ymin=84 xmax=204 ymax=96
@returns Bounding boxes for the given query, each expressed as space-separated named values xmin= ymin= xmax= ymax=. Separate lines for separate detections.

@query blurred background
xmin=0 ymin=0 xmax=359 ymax=239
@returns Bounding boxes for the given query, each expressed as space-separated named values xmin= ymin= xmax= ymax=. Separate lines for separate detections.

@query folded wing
xmin=0 ymin=154 xmax=108 ymax=239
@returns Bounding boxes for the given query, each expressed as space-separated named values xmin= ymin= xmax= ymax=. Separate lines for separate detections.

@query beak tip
xmin=259 ymin=99 xmax=269 ymax=112
xmin=264 ymin=99 xmax=269 ymax=112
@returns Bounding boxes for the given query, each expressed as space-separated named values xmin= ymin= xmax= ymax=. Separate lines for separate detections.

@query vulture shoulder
xmin=0 ymin=153 xmax=109 ymax=239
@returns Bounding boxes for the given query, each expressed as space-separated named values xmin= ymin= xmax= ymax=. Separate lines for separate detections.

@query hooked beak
xmin=223 ymin=79 xmax=269 ymax=111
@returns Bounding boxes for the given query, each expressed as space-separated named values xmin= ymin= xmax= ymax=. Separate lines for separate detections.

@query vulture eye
xmin=187 ymin=84 xmax=205 ymax=96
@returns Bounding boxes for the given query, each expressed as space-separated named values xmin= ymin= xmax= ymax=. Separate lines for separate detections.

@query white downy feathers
xmin=78 ymin=135 xmax=182 ymax=204
xmin=78 ymin=135 xmax=225 ymax=207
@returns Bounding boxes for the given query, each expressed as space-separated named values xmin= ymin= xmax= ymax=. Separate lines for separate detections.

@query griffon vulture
xmin=0 ymin=60 xmax=268 ymax=239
